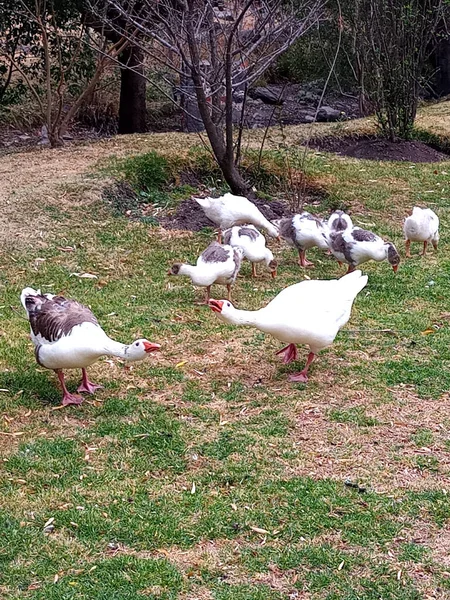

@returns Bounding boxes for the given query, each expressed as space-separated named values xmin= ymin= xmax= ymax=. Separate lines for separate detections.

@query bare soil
xmin=309 ymin=135 xmax=448 ymax=163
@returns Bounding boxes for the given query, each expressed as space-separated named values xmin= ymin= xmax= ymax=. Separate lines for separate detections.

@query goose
xmin=328 ymin=210 xmax=353 ymax=232
xmin=403 ymin=207 xmax=439 ymax=257
xmin=20 ymin=288 xmax=160 ymax=406
xmin=209 ymin=270 xmax=367 ymax=383
xmin=275 ymin=212 xmax=329 ymax=267
xmin=327 ymin=227 xmax=400 ymax=273
xmin=223 ymin=224 xmax=278 ymax=278
xmin=194 ymin=193 xmax=279 ymax=242
xmin=169 ymin=242 xmax=243 ymax=302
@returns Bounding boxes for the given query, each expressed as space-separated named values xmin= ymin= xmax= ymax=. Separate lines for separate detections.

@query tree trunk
xmin=118 ymin=45 xmax=146 ymax=134
xmin=218 ymin=154 xmax=250 ymax=196
xmin=434 ymin=36 xmax=450 ymax=97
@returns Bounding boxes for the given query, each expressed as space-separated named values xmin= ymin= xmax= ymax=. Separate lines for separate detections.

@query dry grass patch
xmin=284 ymin=384 xmax=450 ymax=493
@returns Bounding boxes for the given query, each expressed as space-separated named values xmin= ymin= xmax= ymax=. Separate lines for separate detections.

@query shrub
xmin=120 ymin=152 xmax=169 ymax=192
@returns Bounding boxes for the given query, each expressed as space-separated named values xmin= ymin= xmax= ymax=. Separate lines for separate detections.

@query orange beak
xmin=209 ymin=299 xmax=224 ymax=313
xmin=167 ymin=269 xmax=172 ymax=276
xmin=392 ymin=265 xmax=399 ymax=273
xmin=271 ymin=269 xmax=277 ymax=279
xmin=143 ymin=342 xmax=161 ymax=353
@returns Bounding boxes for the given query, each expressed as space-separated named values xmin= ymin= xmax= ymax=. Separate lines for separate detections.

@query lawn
xmin=1 ymin=104 xmax=450 ymax=599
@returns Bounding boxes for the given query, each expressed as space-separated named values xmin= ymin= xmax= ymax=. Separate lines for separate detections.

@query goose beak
xmin=392 ymin=265 xmax=399 ymax=273
xmin=143 ymin=342 xmax=161 ymax=353
xmin=209 ymin=299 xmax=224 ymax=313
xmin=271 ymin=269 xmax=277 ymax=279
xmin=167 ymin=269 xmax=173 ymax=276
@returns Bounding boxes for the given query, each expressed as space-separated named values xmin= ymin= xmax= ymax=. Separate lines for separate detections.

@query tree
xmin=0 ymin=0 xmax=129 ymax=146
xmin=89 ymin=0 xmax=324 ymax=195
xmin=84 ymin=3 xmax=147 ymax=133
xmin=356 ymin=0 xmax=446 ymax=140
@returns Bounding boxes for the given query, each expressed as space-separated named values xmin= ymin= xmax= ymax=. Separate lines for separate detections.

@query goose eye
xmin=135 ymin=342 xmax=139 ymax=347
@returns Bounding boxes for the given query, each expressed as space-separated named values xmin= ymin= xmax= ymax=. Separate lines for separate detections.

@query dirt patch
xmin=309 ymin=135 xmax=448 ymax=163
xmin=284 ymin=384 xmax=450 ymax=493
xmin=162 ymin=197 xmax=291 ymax=232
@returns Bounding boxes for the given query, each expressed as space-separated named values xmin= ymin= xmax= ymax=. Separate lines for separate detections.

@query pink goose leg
xmin=55 ymin=370 xmax=84 ymax=406
xmin=289 ymin=352 xmax=317 ymax=383
xmin=77 ymin=369 xmax=103 ymax=394
xmin=298 ymin=249 xmax=314 ymax=268
xmin=276 ymin=343 xmax=298 ymax=364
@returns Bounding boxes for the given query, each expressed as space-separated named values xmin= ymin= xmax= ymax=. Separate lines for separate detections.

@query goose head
xmin=385 ymin=243 xmax=400 ymax=272
xmin=168 ymin=263 xmax=183 ymax=276
xmin=126 ymin=339 xmax=161 ymax=362
xmin=266 ymin=222 xmax=280 ymax=239
xmin=209 ymin=298 xmax=235 ymax=322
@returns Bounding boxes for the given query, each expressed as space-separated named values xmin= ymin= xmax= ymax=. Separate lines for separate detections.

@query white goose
xmin=169 ymin=242 xmax=243 ymax=302
xmin=403 ymin=207 xmax=439 ymax=257
xmin=21 ymin=288 xmax=160 ymax=406
xmin=194 ymin=193 xmax=279 ymax=242
xmin=327 ymin=227 xmax=400 ymax=273
xmin=223 ymin=224 xmax=277 ymax=278
xmin=275 ymin=212 xmax=329 ymax=267
xmin=328 ymin=210 xmax=353 ymax=232
xmin=209 ymin=270 xmax=367 ymax=383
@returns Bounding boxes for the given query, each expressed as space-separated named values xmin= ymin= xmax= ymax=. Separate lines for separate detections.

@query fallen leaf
xmin=421 ymin=328 xmax=435 ymax=336
xmin=191 ymin=482 xmax=196 ymax=494
xmin=176 ymin=360 xmax=187 ymax=368
xmin=70 ymin=272 xmax=98 ymax=279
xmin=44 ymin=517 xmax=55 ymax=528
xmin=250 ymin=526 xmax=270 ymax=535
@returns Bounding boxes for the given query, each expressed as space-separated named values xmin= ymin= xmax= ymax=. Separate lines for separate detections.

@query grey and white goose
xmin=21 ymin=288 xmax=160 ymax=406
xmin=327 ymin=210 xmax=353 ymax=232
xmin=169 ymin=241 xmax=243 ymax=302
xmin=274 ymin=212 xmax=329 ymax=267
xmin=223 ymin=224 xmax=277 ymax=278
xmin=327 ymin=227 xmax=400 ymax=273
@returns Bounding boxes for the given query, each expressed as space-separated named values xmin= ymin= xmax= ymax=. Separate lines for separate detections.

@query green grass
xmin=2 ymin=114 xmax=450 ymax=598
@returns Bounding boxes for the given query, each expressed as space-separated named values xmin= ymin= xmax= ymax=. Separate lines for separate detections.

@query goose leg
xmin=346 ymin=264 xmax=356 ymax=274
xmin=226 ymin=284 xmax=232 ymax=302
xmin=421 ymin=241 xmax=428 ymax=256
xmin=298 ymin=249 xmax=314 ymax=268
xmin=77 ymin=369 xmax=103 ymax=394
xmin=217 ymin=230 xmax=222 ymax=244
xmin=205 ymin=285 xmax=212 ymax=304
xmin=276 ymin=343 xmax=298 ymax=364
xmin=432 ymin=239 xmax=438 ymax=251
xmin=251 ymin=262 xmax=257 ymax=278
xmin=55 ymin=369 xmax=84 ymax=406
xmin=405 ymin=239 xmax=411 ymax=258
xmin=288 ymin=352 xmax=317 ymax=383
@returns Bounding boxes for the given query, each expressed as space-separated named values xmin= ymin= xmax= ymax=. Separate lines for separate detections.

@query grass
xmin=1 ymin=102 xmax=450 ymax=598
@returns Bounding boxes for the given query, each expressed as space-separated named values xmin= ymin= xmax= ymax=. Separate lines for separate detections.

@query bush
xmin=120 ymin=152 xmax=169 ymax=192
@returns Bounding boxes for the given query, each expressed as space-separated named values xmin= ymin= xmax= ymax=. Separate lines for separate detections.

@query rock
xmin=107 ymin=541 xmax=119 ymax=551
xmin=248 ymin=87 xmax=284 ymax=105
xmin=304 ymin=115 xmax=316 ymax=123
xmin=298 ymin=90 xmax=321 ymax=104
xmin=43 ymin=524 xmax=55 ymax=534
xmin=232 ymin=91 xmax=245 ymax=103
xmin=316 ymin=106 xmax=345 ymax=122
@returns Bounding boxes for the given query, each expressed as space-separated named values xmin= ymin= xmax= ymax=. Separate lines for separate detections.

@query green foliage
xmin=119 ymin=152 xmax=169 ymax=192
xmin=357 ymin=0 xmax=443 ymax=140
